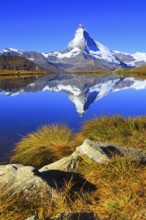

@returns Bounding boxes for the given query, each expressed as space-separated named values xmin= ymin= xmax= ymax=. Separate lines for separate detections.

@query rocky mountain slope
xmin=0 ymin=55 xmax=53 ymax=73
xmin=0 ymin=51 xmax=61 ymax=73
xmin=0 ymin=25 xmax=146 ymax=72
xmin=113 ymin=50 xmax=146 ymax=67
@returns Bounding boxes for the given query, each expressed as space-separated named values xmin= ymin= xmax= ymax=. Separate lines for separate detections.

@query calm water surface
xmin=1 ymin=73 xmax=146 ymax=162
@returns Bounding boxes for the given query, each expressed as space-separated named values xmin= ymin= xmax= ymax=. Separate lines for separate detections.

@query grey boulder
xmin=0 ymin=164 xmax=56 ymax=199
xmin=76 ymin=139 xmax=146 ymax=164
xmin=39 ymin=151 xmax=80 ymax=173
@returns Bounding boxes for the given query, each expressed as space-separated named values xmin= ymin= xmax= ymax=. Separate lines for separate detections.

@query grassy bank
xmin=67 ymin=65 xmax=146 ymax=79
xmin=1 ymin=116 xmax=146 ymax=219
xmin=1 ymin=66 xmax=146 ymax=80
xmin=68 ymin=70 xmax=111 ymax=74
xmin=68 ymin=66 xmax=146 ymax=79
xmin=77 ymin=115 xmax=146 ymax=152
xmin=0 ymin=70 xmax=47 ymax=77
xmin=115 ymin=66 xmax=146 ymax=79
xmin=11 ymin=116 xmax=146 ymax=167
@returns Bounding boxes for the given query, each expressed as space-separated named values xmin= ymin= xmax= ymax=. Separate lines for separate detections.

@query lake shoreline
xmin=0 ymin=116 xmax=146 ymax=219
xmin=1 ymin=64 xmax=146 ymax=80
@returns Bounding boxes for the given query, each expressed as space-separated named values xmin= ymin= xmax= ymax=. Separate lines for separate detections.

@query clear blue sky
xmin=0 ymin=0 xmax=146 ymax=53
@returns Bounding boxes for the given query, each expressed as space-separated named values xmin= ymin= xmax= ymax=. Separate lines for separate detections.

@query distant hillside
xmin=115 ymin=65 xmax=146 ymax=79
xmin=0 ymin=55 xmax=60 ymax=74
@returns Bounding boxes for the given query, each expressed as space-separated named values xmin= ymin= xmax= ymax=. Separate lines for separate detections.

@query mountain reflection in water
xmin=1 ymin=73 xmax=146 ymax=115
xmin=1 ymin=73 xmax=146 ymax=162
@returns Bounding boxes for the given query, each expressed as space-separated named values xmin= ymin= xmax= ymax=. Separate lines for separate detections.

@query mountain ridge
xmin=0 ymin=55 xmax=58 ymax=73
xmin=0 ymin=25 xmax=146 ymax=72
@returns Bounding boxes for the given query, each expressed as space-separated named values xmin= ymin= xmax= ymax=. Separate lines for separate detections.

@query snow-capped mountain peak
xmin=1 ymin=47 xmax=23 ymax=55
xmin=44 ymin=24 xmax=121 ymax=71
xmin=68 ymin=24 xmax=99 ymax=52
xmin=1 ymin=24 xmax=146 ymax=72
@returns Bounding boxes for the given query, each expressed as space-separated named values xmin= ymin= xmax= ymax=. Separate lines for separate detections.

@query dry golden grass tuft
xmin=78 ymin=115 xmax=146 ymax=152
xmin=0 ymin=189 xmax=31 ymax=220
xmin=11 ymin=124 xmax=78 ymax=167
xmin=76 ymin=156 xmax=146 ymax=220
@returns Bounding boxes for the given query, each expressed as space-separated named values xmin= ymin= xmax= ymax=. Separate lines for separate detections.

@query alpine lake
xmin=1 ymin=73 xmax=146 ymax=162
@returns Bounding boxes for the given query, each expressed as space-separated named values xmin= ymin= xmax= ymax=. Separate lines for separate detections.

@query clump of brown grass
xmin=77 ymin=155 xmax=146 ymax=220
xmin=0 ymin=189 xmax=33 ymax=220
xmin=78 ymin=115 xmax=146 ymax=151
xmin=11 ymin=124 xmax=78 ymax=167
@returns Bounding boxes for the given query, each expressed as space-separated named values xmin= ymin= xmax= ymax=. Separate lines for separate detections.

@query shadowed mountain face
xmin=1 ymin=74 xmax=146 ymax=115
